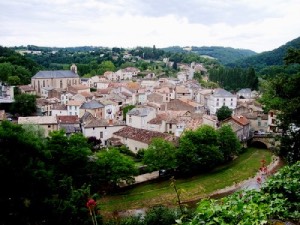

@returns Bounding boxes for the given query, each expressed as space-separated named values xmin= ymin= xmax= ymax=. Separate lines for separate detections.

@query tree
xmin=47 ymin=130 xmax=92 ymax=187
xmin=123 ymin=105 xmax=135 ymax=120
xmin=176 ymin=125 xmax=223 ymax=173
xmin=216 ymin=105 xmax=232 ymax=122
xmin=143 ymin=138 xmax=177 ymax=171
xmin=97 ymin=60 xmax=116 ymax=75
xmin=217 ymin=124 xmax=241 ymax=161
xmin=92 ymin=148 xmax=138 ymax=190
xmin=259 ymin=48 xmax=300 ymax=164
xmin=10 ymin=93 xmax=37 ymax=116
xmin=0 ymin=121 xmax=53 ymax=225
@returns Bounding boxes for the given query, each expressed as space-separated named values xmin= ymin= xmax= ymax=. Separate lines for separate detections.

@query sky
xmin=1 ymin=0 xmax=300 ymax=53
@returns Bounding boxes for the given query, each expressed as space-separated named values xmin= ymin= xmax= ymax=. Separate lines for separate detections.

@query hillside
xmin=161 ymin=46 xmax=257 ymax=65
xmin=229 ymin=36 xmax=300 ymax=71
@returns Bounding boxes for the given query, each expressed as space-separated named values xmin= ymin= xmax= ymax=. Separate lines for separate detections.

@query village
xmin=0 ymin=61 xmax=279 ymax=154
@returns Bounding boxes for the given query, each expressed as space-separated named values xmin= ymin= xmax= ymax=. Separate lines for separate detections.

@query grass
xmin=99 ymin=148 xmax=274 ymax=216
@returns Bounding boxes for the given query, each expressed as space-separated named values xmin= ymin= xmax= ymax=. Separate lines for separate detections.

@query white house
xmin=126 ymin=106 xmax=156 ymax=129
xmin=82 ymin=118 xmax=126 ymax=146
xmin=207 ymin=88 xmax=237 ymax=115
xmin=66 ymin=100 xmax=82 ymax=116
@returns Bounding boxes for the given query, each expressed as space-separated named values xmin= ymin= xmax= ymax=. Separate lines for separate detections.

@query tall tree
xmin=176 ymin=125 xmax=223 ymax=173
xmin=217 ymin=124 xmax=242 ymax=161
xmin=143 ymin=138 xmax=177 ymax=171
xmin=10 ymin=93 xmax=37 ymax=116
xmin=259 ymin=48 xmax=300 ymax=164
xmin=216 ymin=105 xmax=233 ymax=122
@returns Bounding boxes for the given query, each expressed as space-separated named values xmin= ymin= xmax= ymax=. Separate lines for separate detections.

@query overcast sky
xmin=1 ymin=0 xmax=299 ymax=53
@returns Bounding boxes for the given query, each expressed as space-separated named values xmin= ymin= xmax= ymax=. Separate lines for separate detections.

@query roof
xmin=213 ymin=88 xmax=235 ymax=97
xmin=32 ymin=70 xmax=79 ymax=79
xmin=18 ymin=116 xmax=57 ymax=124
xmin=84 ymin=118 xmax=126 ymax=128
xmin=127 ymin=107 xmax=155 ymax=117
xmin=113 ymin=126 xmax=179 ymax=145
xmin=80 ymin=100 xmax=104 ymax=109
xmin=57 ymin=115 xmax=80 ymax=124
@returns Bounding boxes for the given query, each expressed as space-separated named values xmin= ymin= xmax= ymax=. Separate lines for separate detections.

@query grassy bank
xmin=99 ymin=148 xmax=274 ymax=215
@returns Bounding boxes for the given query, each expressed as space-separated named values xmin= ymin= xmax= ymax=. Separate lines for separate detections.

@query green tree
xmin=10 ymin=93 xmax=37 ymax=116
xmin=143 ymin=138 xmax=177 ymax=171
xmin=217 ymin=124 xmax=241 ymax=161
xmin=47 ymin=130 xmax=92 ymax=187
xmin=216 ymin=105 xmax=233 ymax=121
xmin=259 ymin=48 xmax=300 ymax=164
xmin=0 ymin=121 xmax=53 ymax=225
xmin=93 ymin=148 xmax=138 ymax=190
xmin=0 ymin=62 xmax=14 ymax=81
xmin=123 ymin=105 xmax=135 ymax=120
xmin=97 ymin=60 xmax=116 ymax=75
xmin=176 ymin=125 xmax=223 ymax=173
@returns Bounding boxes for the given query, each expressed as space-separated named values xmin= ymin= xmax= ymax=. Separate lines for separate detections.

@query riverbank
xmin=99 ymin=149 xmax=278 ymax=219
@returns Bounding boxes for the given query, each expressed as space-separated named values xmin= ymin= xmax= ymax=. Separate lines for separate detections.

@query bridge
xmin=247 ymin=133 xmax=281 ymax=150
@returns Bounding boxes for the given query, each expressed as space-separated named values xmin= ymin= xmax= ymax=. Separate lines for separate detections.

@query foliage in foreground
xmin=187 ymin=161 xmax=300 ymax=225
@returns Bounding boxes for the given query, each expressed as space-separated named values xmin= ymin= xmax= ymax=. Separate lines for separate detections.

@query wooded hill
xmin=161 ymin=46 xmax=257 ymax=65
xmin=228 ymin=36 xmax=300 ymax=72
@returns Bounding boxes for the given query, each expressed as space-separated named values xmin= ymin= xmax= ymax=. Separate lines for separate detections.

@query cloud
xmin=0 ymin=0 xmax=299 ymax=52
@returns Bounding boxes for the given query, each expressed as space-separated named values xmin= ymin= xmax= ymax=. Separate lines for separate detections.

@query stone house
xmin=82 ymin=118 xmax=126 ymax=146
xmin=221 ymin=115 xmax=250 ymax=141
xmin=244 ymin=113 xmax=268 ymax=134
xmin=126 ymin=106 xmax=156 ymax=129
xmin=112 ymin=126 xmax=178 ymax=153
xmin=57 ymin=115 xmax=81 ymax=136
xmin=80 ymin=100 xmax=104 ymax=118
xmin=18 ymin=116 xmax=59 ymax=137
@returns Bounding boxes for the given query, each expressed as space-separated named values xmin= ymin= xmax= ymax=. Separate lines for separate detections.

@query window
xmin=129 ymin=118 xmax=132 ymax=123
xmin=270 ymin=112 xmax=274 ymax=117
xmin=169 ymin=124 xmax=172 ymax=129
xmin=100 ymin=132 xmax=103 ymax=138
xmin=231 ymin=98 xmax=233 ymax=101
xmin=217 ymin=98 xmax=219 ymax=101
xmin=60 ymin=80 xmax=63 ymax=88
xmin=216 ymin=102 xmax=219 ymax=106
xmin=258 ymin=121 xmax=261 ymax=126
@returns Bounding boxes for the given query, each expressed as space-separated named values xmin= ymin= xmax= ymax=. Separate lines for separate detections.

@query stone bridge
xmin=247 ymin=133 xmax=281 ymax=149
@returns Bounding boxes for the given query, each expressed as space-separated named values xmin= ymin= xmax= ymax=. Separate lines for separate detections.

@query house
xmin=51 ymin=104 xmax=68 ymax=116
xmin=222 ymin=115 xmax=250 ymax=141
xmin=126 ymin=106 xmax=156 ymax=129
xmin=31 ymin=65 xmax=80 ymax=96
xmin=161 ymin=99 xmax=195 ymax=112
xmin=237 ymin=88 xmax=252 ymax=99
xmin=244 ymin=113 xmax=268 ymax=134
xmin=202 ymin=114 xmax=218 ymax=129
xmin=267 ymin=110 xmax=280 ymax=133
xmin=68 ymin=84 xmax=90 ymax=94
xmin=207 ymin=88 xmax=237 ymax=115
xmin=80 ymin=100 xmax=104 ymax=118
xmin=18 ymin=116 xmax=58 ymax=137
xmin=0 ymin=82 xmax=14 ymax=103
xmin=36 ymin=98 xmax=60 ymax=116
xmin=57 ymin=115 xmax=81 ymax=136
xmin=66 ymin=100 xmax=82 ymax=116
xmin=82 ymin=118 xmax=126 ymax=146
xmin=18 ymin=85 xmax=36 ymax=95
xmin=112 ymin=126 xmax=178 ymax=153
xmin=175 ymin=85 xmax=191 ymax=99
